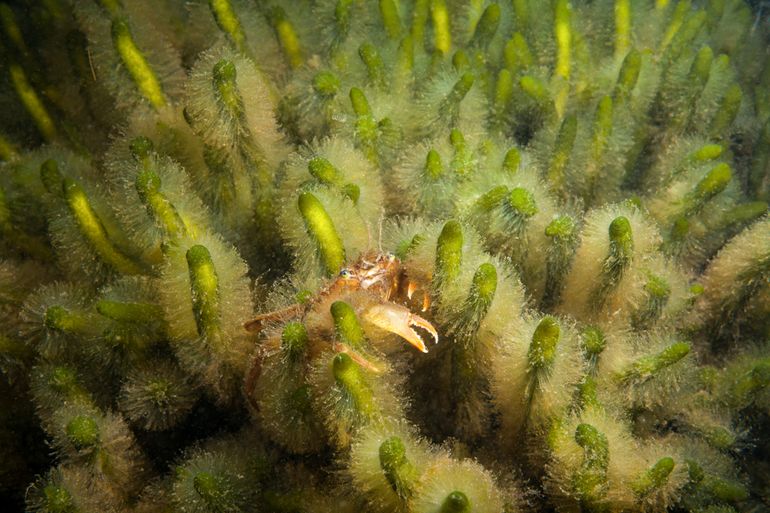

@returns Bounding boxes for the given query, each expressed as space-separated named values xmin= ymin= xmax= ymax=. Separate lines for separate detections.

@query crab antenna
xmin=378 ymin=207 xmax=386 ymax=253
xmin=364 ymin=217 xmax=373 ymax=251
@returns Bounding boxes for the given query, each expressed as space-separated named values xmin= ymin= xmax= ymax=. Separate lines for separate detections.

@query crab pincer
xmin=363 ymin=303 xmax=439 ymax=353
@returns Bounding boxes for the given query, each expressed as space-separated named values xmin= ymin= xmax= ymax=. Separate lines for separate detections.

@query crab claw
xmin=363 ymin=303 xmax=439 ymax=353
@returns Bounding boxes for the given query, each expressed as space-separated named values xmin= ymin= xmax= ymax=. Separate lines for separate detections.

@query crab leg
xmin=363 ymin=303 xmax=439 ymax=353
xmin=244 ymin=303 xmax=303 ymax=332
xmin=332 ymin=341 xmax=382 ymax=373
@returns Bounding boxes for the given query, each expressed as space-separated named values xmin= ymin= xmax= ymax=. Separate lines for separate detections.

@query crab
xmin=243 ymin=252 xmax=439 ymax=405
xmin=244 ymin=252 xmax=438 ymax=353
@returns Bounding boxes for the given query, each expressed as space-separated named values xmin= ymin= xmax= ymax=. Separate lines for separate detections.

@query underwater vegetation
xmin=1 ymin=0 xmax=770 ymax=511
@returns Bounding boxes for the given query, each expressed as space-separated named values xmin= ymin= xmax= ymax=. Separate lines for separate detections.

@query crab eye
xmin=339 ymin=269 xmax=352 ymax=279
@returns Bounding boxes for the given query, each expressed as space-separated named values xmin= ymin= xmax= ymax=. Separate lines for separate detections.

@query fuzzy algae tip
xmin=298 ymin=191 xmax=346 ymax=276
xmin=186 ymin=244 xmax=222 ymax=342
xmin=111 ymin=18 xmax=166 ymax=109
xmin=379 ymin=435 xmax=419 ymax=499
xmin=528 ymin=316 xmax=560 ymax=370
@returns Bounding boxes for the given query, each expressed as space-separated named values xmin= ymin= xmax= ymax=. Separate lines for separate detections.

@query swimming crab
xmin=244 ymin=252 xmax=438 ymax=352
